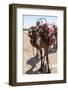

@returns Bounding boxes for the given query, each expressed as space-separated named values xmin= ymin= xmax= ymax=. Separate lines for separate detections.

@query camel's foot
xmin=38 ymin=67 xmax=43 ymax=72
xmin=38 ymin=67 xmax=47 ymax=73
xmin=45 ymin=64 xmax=51 ymax=73
xmin=48 ymin=68 xmax=51 ymax=73
xmin=38 ymin=66 xmax=51 ymax=73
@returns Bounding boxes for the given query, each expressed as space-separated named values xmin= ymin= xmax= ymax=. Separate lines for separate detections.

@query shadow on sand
xmin=25 ymin=55 xmax=40 ymax=74
xmin=25 ymin=48 xmax=57 ymax=74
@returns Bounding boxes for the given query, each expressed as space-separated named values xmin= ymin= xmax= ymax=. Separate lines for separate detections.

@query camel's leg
xmin=44 ymin=50 xmax=51 ymax=73
xmin=46 ymin=56 xmax=51 ymax=73
xmin=38 ymin=49 xmax=44 ymax=71
xmin=36 ymin=49 xmax=39 ymax=58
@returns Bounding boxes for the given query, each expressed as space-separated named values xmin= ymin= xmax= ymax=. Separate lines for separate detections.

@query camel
xmin=28 ymin=26 xmax=50 ymax=73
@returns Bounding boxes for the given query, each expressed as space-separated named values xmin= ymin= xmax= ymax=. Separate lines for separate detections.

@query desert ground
xmin=23 ymin=31 xmax=57 ymax=74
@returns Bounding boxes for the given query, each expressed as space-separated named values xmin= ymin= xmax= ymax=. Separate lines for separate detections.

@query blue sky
xmin=23 ymin=15 xmax=57 ymax=29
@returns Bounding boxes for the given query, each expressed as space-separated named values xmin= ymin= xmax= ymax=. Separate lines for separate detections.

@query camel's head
xmin=28 ymin=26 xmax=37 ymax=38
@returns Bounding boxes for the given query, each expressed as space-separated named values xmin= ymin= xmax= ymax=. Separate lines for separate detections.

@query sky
xmin=23 ymin=15 xmax=57 ymax=29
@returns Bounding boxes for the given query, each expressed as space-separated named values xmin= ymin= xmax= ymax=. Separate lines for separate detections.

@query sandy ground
xmin=23 ymin=31 xmax=57 ymax=74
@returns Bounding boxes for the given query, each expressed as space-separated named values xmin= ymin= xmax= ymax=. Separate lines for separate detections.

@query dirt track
xmin=23 ymin=31 xmax=57 ymax=74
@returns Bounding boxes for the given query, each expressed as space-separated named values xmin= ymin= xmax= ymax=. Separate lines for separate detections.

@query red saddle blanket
xmin=38 ymin=24 xmax=56 ymax=45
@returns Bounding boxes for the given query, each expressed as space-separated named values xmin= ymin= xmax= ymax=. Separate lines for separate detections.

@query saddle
xmin=36 ymin=23 xmax=55 ymax=45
